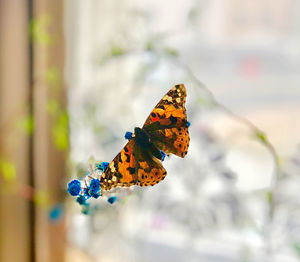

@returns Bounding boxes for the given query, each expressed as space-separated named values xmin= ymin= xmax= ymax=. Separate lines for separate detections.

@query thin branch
xmin=173 ymin=57 xmax=281 ymax=218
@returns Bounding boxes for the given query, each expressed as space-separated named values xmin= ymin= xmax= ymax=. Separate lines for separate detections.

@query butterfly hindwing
xmin=136 ymin=149 xmax=167 ymax=187
xmin=149 ymin=126 xmax=189 ymax=157
xmin=143 ymin=84 xmax=190 ymax=158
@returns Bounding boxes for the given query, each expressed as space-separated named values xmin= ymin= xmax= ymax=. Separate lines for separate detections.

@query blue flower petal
xmin=67 ymin=179 xmax=81 ymax=196
xmin=107 ymin=196 xmax=117 ymax=204
xmin=49 ymin=204 xmax=64 ymax=222
xmin=81 ymin=204 xmax=92 ymax=215
xmin=95 ymin=162 xmax=109 ymax=172
xmin=125 ymin=131 xmax=133 ymax=140
xmin=90 ymin=192 xmax=101 ymax=199
xmin=90 ymin=178 xmax=100 ymax=192
xmin=76 ymin=195 xmax=88 ymax=205
xmin=101 ymin=162 xmax=109 ymax=171
xmin=89 ymin=178 xmax=101 ymax=198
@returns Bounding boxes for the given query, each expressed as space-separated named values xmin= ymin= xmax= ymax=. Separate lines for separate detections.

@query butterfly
xmin=100 ymin=84 xmax=190 ymax=191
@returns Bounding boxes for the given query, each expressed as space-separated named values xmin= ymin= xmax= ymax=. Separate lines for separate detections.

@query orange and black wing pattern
xmin=100 ymin=139 xmax=137 ymax=191
xmin=100 ymin=84 xmax=189 ymax=191
xmin=135 ymin=148 xmax=167 ymax=187
xmin=100 ymin=139 xmax=167 ymax=190
xmin=143 ymin=84 xmax=190 ymax=157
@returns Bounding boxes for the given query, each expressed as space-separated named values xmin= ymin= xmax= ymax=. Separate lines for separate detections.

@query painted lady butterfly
xmin=100 ymin=84 xmax=190 ymax=191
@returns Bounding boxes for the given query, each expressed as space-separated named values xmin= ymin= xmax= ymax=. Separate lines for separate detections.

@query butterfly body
xmin=100 ymin=84 xmax=190 ymax=191
xmin=134 ymin=127 xmax=162 ymax=160
xmin=134 ymin=127 xmax=151 ymax=149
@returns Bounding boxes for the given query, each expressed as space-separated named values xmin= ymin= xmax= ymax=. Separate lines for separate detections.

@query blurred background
xmin=1 ymin=0 xmax=300 ymax=261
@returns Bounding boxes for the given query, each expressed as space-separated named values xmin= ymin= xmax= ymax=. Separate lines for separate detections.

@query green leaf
xmin=16 ymin=114 xmax=34 ymax=135
xmin=146 ymin=41 xmax=154 ymax=51
xmin=188 ymin=8 xmax=199 ymax=22
xmin=256 ymin=131 xmax=267 ymax=144
xmin=197 ymin=96 xmax=216 ymax=108
xmin=52 ymin=111 xmax=69 ymax=151
xmin=34 ymin=190 xmax=49 ymax=207
xmin=45 ymin=67 xmax=60 ymax=86
xmin=266 ymin=191 xmax=273 ymax=204
xmin=46 ymin=99 xmax=60 ymax=115
xmin=30 ymin=15 xmax=52 ymax=45
xmin=111 ymin=45 xmax=125 ymax=56
xmin=164 ymin=47 xmax=179 ymax=57
xmin=0 ymin=159 xmax=16 ymax=182
xmin=293 ymin=243 xmax=300 ymax=256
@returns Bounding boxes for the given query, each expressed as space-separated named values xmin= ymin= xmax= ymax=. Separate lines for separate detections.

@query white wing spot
xmin=109 ymin=162 xmax=116 ymax=172
xmin=163 ymin=95 xmax=172 ymax=102
xmin=176 ymin=98 xmax=181 ymax=103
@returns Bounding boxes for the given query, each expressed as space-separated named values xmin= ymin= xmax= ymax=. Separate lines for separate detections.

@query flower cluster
xmin=67 ymin=161 xmax=118 ymax=211
xmin=67 ymin=176 xmax=101 ymax=206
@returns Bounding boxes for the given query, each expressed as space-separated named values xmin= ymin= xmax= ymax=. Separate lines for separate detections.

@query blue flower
xmin=49 ymin=204 xmax=64 ymax=222
xmin=90 ymin=178 xmax=100 ymax=192
xmin=90 ymin=192 xmax=101 ymax=199
xmin=187 ymin=121 xmax=190 ymax=127
xmin=125 ymin=131 xmax=133 ymax=140
xmin=160 ymin=150 xmax=166 ymax=161
xmin=76 ymin=195 xmax=88 ymax=205
xmin=81 ymin=205 xmax=93 ymax=215
xmin=68 ymin=179 xmax=81 ymax=196
xmin=91 ymin=193 xmax=101 ymax=199
xmin=107 ymin=196 xmax=117 ymax=204
xmin=95 ymin=161 xmax=109 ymax=172
xmin=89 ymin=178 xmax=101 ymax=198
xmin=101 ymin=162 xmax=109 ymax=171
xmin=95 ymin=163 xmax=102 ymax=171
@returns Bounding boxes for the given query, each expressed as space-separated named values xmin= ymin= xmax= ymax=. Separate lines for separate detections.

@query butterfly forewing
xmin=143 ymin=84 xmax=187 ymax=129
xmin=143 ymin=84 xmax=190 ymax=158
xmin=100 ymin=139 xmax=138 ymax=191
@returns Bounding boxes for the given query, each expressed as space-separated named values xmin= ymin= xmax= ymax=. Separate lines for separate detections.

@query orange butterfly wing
xmin=100 ymin=140 xmax=167 ymax=190
xmin=143 ymin=84 xmax=190 ymax=157
xmin=135 ymin=149 xmax=167 ymax=187
xmin=100 ymin=139 xmax=137 ymax=191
